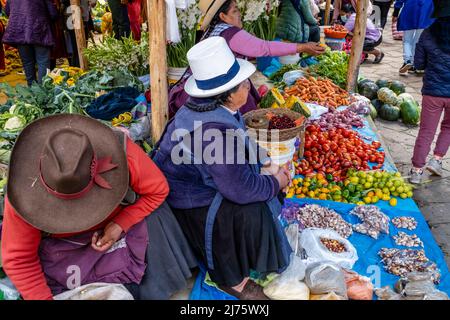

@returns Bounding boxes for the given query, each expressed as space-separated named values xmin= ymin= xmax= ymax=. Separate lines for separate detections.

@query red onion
xmin=309 ymin=108 xmax=364 ymax=131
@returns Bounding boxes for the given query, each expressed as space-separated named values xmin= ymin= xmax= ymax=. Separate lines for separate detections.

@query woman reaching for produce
xmin=409 ymin=0 xmax=450 ymax=184
xmin=168 ymin=0 xmax=325 ymax=119
xmin=154 ymin=37 xmax=293 ymax=300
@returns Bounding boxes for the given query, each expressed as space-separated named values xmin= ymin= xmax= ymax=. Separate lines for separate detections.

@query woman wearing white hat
xmin=154 ymin=37 xmax=292 ymax=300
xmin=168 ymin=0 xmax=325 ymax=119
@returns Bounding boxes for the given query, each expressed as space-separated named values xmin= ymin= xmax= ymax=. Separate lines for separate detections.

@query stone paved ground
xmin=360 ymin=17 xmax=450 ymax=267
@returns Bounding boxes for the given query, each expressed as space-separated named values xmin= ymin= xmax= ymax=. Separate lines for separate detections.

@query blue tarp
xmin=189 ymin=115 xmax=450 ymax=299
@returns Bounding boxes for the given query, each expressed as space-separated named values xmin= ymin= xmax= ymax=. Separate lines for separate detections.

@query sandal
xmin=373 ymin=52 xmax=385 ymax=64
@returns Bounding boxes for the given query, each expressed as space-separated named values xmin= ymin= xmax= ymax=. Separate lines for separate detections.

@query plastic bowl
xmin=324 ymin=27 xmax=348 ymax=39
xmin=279 ymin=53 xmax=300 ymax=65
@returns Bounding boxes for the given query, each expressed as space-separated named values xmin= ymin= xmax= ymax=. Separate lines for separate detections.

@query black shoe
xmin=408 ymin=67 xmax=417 ymax=73
xmin=399 ymin=62 xmax=413 ymax=75
xmin=373 ymin=52 xmax=385 ymax=64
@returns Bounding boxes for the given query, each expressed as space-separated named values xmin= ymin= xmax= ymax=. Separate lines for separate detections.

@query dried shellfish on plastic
xmin=393 ymin=232 xmax=423 ymax=248
xmin=297 ymin=204 xmax=353 ymax=238
xmin=392 ymin=217 xmax=417 ymax=230
xmin=350 ymin=205 xmax=390 ymax=239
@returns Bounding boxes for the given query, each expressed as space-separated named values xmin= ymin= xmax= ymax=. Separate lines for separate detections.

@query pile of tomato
xmin=295 ymin=124 xmax=385 ymax=181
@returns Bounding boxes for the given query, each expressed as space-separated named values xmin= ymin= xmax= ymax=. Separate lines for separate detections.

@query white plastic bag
xmin=0 ymin=278 xmax=20 ymax=300
xmin=300 ymin=228 xmax=358 ymax=269
xmin=304 ymin=262 xmax=347 ymax=298
xmin=263 ymin=254 xmax=308 ymax=300
xmin=53 ymin=283 xmax=134 ymax=300
xmin=306 ymin=103 xmax=329 ymax=120
xmin=166 ymin=0 xmax=181 ymax=43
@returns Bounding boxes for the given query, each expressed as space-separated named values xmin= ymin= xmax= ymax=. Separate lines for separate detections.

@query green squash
xmin=260 ymin=88 xmax=285 ymax=108
xmin=371 ymin=99 xmax=383 ymax=112
xmin=360 ymin=82 xmax=379 ymax=100
xmin=389 ymin=80 xmax=406 ymax=95
xmin=376 ymin=79 xmax=390 ymax=89
xmin=369 ymin=103 xmax=378 ymax=120
xmin=400 ymin=100 xmax=420 ymax=125
xmin=378 ymin=87 xmax=399 ymax=105
xmin=379 ymin=103 xmax=401 ymax=121
xmin=397 ymin=93 xmax=416 ymax=105
xmin=358 ymin=78 xmax=375 ymax=93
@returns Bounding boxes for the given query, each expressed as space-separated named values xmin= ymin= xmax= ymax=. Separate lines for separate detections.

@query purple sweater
xmin=4 ymin=0 xmax=57 ymax=47
xmin=345 ymin=13 xmax=382 ymax=42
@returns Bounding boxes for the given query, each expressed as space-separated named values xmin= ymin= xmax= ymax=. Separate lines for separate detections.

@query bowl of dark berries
xmin=244 ymin=109 xmax=305 ymax=141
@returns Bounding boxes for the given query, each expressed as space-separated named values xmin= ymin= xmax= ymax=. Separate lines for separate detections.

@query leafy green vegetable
xmin=268 ymin=64 xmax=300 ymax=83
xmin=309 ymin=48 xmax=349 ymax=89
xmin=4 ymin=115 xmax=26 ymax=132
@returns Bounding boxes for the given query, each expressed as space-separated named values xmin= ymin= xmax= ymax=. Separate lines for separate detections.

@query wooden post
xmin=346 ymin=0 xmax=369 ymax=92
xmin=148 ymin=0 xmax=168 ymax=143
xmin=69 ymin=0 xmax=88 ymax=70
xmin=324 ymin=0 xmax=332 ymax=25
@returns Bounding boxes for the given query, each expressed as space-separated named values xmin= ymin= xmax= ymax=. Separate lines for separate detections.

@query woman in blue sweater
xmin=410 ymin=0 xmax=450 ymax=184
xmin=153 ymin=37 xmax=292 ymax=300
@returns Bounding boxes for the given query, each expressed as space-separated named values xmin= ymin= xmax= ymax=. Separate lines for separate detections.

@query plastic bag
xmin=0 ymin=277 xmax=21 ymax=300
xmin=54 ymin=283 xmax=134 ymax=300
xmin=343 ymin=269 xmax=373 ymax=300
xmin=374 ymin=286 xmax=404 ymax=300
xmin=128 ymin=116 xmax=151 ymax=141
xmin=310 ymin=292 xmax=347 ymax=300
xmin=306 ymin=103 xmax=328 ymax=120
xmin=263 ymin=254 xmax=308 ymax=300
xmin=166 ymin=0 xmax=181 ymax=43
xmin=300 ymin=228 xmax=358 ymax=269
xmin=304 ymin=262 xmax=347 ymax=298
xmin=423 ymin=290 xmax=449 ymax=300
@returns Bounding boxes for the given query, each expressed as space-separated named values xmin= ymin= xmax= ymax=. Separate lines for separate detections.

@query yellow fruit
xmin=372 ymin=196 xmax=379 ymax=203
xmin=376 ymin=190 xmax=384 ymax=198
xmin=319 ymin=193 xmax=327 ymax=200
xmin=396 ymin=186 xmax=405 ymax=194
xmin=390 ymin=198 xmax=398 ymax=206
xmin=296 ymin=189 xmax=303 ymax=195
xmin=364 ymin=196 xmax=372 ymax=204
xmin=344 ymin=179 xmax=351 ymax=186
xmin=309 ymin=191 xmax=315 ymax=198
xmin=395 ymin=172 xmax=402 ymax=178
xmin=400 ymin=193 xmax=408 ymax=199
xmin=287 ymin=192 xmax=294 ymax=198
xmin=383 ymin=187 xmax=390 ymax=194
xmin=368 ymin=191 xmax=375 ymax=197
xmin=302 ymin=187 xmax=309 ymax=194
xmin=350 ymin=177 xmax=359 ymax=184
xmin=407 ymin=191 xmax=413 ymax=198
xmin=382 ymin=195 xmax=390 ymax=201
xmin=357 ymin=201 xmax=365 ymax=205
xmin=364 ymin=182 xmax=372 ymax=189
xmin=297 ymin=194 xmax=306 ymax=199
xmin=303 ymin=182 xmax=310 ymax=188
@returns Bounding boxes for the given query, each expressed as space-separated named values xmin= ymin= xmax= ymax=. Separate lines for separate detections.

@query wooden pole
xmin=346 ymin=0 xmax=369 ymax=92
xmin=148 ymin=0 xmax=168 ymax=143
xmin=69 ymin=0 xmax=88 ymax=70
xmin=324 ymin=0 xmax=332 ymax=25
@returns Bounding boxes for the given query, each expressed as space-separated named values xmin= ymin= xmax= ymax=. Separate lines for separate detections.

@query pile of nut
xmin=378 ymin=248 xmax=441 ymax=283
xmin=392 ymin=217 xmax=417 ymax=230
xmin=393 ymin=232 xmax=423 ymax=248
xmin=320 ymin=237 xmax=348 ymax=253
xmin=350 ymin=205 xmax=390 ymax=239
xmin=297 ymin=204 xmax=353 ymax=238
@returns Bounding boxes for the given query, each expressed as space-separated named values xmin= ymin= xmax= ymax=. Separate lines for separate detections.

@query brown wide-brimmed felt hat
xmin=7 ymin=114 xmax=129 ymax=234
xmin=199 ymin=0 xmax=229 ymax=31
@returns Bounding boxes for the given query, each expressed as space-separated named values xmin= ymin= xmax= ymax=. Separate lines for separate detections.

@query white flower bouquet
xmin=238 ymin=0 xmax=280 ymax=40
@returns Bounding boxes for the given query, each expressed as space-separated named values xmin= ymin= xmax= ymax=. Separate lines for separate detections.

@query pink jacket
xmin=332 ymin=0 xmax=374 ymax=21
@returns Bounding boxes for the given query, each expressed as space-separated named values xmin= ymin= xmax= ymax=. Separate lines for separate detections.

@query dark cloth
xmin=172 ymin=197 xmax=289 ymax=287
xmin=125 ymin=202 xmax=198 ymax=300
xmin=414 ymin=26 xmax=450 ymax=98
xmin=363 ymin=35 xmax=383 ymax=52
xmin=108 ymin=0 xmax=131 ymax=39
xmin=373 ymin=1 xmax=393 ymax=29
xmin=3 ymin=0 xmax=57 ymax=47
xmin=308 ymin=25 xmax=321 ymax=42
xmin=86 ymin=87 xmax=141 ymax=120
xmin=17 ymin=45 xmax=51 ymax=86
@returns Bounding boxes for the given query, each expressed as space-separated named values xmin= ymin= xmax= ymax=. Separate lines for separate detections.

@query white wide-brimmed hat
xmin=184 ymin=36 xmax=256 ymax=98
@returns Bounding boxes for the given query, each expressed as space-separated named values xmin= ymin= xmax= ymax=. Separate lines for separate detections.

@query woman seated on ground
xmin=331 ymin=0 xmax=373 ymax=24
xmin=343 ymin=4 xmax=385 ymax=64
xmin=168 ymin=0 xmax=325 ymax=119
xmin=154 ymin=37 xmax=292 ymax=300
xmin=1 ymin=114 xmax=197 ymax=300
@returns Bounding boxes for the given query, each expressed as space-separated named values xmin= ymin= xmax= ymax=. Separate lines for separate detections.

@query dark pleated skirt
xmin=126 ymin=202 xmax=198 ymax=300
xmin=172 ymin=198 xmax=288 ymax=287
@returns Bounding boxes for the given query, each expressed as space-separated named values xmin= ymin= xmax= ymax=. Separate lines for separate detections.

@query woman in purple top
xmin=343 ymin=3 xmax=385 ymax=63
xmin=168 ymin=0 xmax=325 ymax=119
xmin=3 ymin=0 xmax=58 ymax=86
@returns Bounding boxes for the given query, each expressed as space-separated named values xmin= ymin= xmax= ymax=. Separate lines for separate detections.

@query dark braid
xmin=201 ymin=0 xmax=235 ymax=41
